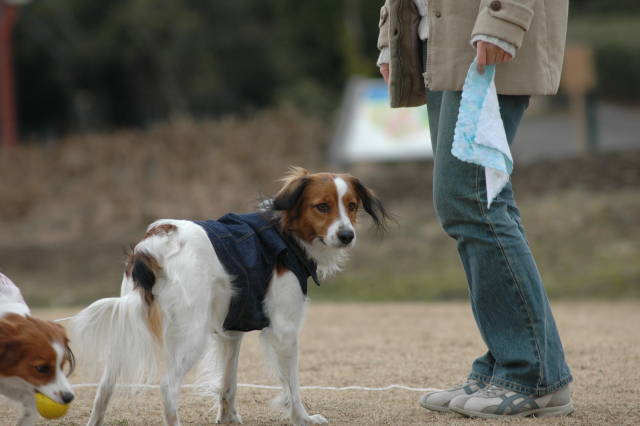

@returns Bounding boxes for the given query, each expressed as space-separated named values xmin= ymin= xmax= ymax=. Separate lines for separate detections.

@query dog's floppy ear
xmin=50 ymin=321 xmax=76 ymax=376
xmin=351 ymin=177 xmax=390 ymax=233
xmin=272 ymin=167 xmax=311 ymax=212
xmin=0 ymin=318 xmax=23 ymax=370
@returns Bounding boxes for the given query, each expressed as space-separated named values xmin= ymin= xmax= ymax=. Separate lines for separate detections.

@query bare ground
xmin=1 ymin=301 xmax=638 ymax=425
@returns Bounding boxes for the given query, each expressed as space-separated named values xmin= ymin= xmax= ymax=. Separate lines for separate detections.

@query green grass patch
xmin=311 ymin=188 xmax=640 ymax=302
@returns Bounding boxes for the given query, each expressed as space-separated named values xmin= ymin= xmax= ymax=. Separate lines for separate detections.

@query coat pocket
xmin=486 ymin=0 xmax=535 ymax=31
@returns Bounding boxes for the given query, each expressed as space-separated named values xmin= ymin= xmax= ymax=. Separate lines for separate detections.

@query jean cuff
xmin=468 ymin=372 xmax=573 ymax=397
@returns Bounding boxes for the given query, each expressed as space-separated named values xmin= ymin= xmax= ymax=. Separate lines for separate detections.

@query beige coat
xmin=377 ymin=0 xmax=569 ymax=107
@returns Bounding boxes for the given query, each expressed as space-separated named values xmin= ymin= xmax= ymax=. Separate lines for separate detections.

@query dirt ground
xmin=1 ymin=302 xmax=638 ymax=425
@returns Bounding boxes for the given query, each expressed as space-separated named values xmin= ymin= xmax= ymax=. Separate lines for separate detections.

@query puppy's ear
xmin=272 ymin=167 xmax=311 ymax=211
xmin=0 ymin=319 xmax=22 ymax=370
xmin=47 ymin=321 xmax=76 ymax=376
xmin=351 ymin=178 xmax=390 ymax=233
xmin=63 ymin=340 xmax=76 ymax=376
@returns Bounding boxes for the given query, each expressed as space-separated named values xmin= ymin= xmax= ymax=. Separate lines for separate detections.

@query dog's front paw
xmin=215 ymin=410 xmax=242 ymax=424
xmin=17 ymin=416 xmax=36 ymax=426
xmin=295 ymin=414 xmax=328 ymax=425
xmin=17 ymin=409 xmax=37 ymax=426
xmin=216 ymin=398 xmax=243 ymax=424
xmin=308 ymin=414 xmax=328 ymax=424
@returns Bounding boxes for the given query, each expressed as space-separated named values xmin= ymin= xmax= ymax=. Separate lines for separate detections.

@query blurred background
xmin=0 ymin=0 xmax=638 ymax=306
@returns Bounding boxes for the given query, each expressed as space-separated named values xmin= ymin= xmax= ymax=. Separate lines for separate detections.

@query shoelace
xmin=450 ymin=379 xmax=482 ymax=391
xmin=477 ymin=384 xmax=506 ymax=398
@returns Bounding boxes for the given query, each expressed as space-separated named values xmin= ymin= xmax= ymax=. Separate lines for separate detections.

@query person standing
xmin=376 ymin=0 xmax=574 ymax=418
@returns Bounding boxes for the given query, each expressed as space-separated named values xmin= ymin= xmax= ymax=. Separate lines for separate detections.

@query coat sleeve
xmin=376 ymin=1 xmax=390 ymax=51
xmin=471 ymin=0 xmax=537 ymax=50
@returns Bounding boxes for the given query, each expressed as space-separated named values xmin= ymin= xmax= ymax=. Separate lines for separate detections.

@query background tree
xmin=12 ymin=0 xmax=640 ymax=139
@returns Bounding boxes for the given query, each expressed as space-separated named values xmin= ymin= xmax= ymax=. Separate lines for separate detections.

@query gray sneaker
xmin=419 ymin=379 xmax=487 ymax=412
xmin=450 ymin=384 xmax=574 ymax=418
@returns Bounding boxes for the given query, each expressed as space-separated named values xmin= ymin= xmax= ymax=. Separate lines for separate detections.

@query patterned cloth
xmin=193 ymin=212 xmax=319 ymax=332
xmin=452 ymin=60 xmax=512 ymax=208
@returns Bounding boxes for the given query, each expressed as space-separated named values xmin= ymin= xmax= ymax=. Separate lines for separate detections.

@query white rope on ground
xmin=70 ymin=383 xmax=439 ymax=392
xmin=55 ymin=316 xmax=439 ymax=394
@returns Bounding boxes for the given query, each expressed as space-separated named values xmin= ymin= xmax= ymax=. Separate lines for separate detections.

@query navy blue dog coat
xmin=193 ymin=212 xmax=319 ymax=332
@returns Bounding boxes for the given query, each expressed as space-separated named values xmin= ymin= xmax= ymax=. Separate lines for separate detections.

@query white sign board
xmin=331 ymin=77 xmax=431 ymax=165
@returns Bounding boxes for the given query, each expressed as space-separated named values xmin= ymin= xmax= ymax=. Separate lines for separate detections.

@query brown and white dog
xmin=0 ymin=272 xmax=75 ymax=426
xmin=69 ymin=167 xmax=388 ymax=426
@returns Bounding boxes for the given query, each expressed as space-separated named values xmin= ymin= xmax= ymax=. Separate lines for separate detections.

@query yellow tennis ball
xmin=34 ymin=392 xmax=70 ymax=419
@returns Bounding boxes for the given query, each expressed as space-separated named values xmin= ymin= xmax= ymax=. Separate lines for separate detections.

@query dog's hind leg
xmin=160 ymin=330 xmax=208 ymax=426
xmin=87 ymin=367 xmax=117 ymax=426
xmin=214 ymin=332 xmax=243 ymax=424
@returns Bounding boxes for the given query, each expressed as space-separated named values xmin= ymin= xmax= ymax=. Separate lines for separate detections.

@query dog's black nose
xmin=337 ymin=230 xmax=354 ymax=245
xmin=60 ymin=391 xmax=75 ymax=404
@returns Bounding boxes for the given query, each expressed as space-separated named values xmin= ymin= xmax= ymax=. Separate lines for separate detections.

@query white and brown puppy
xmin=70 ymin=167 xmax=388 ymax=426
xmin=0 ymin=273 xmax=75 ymax=426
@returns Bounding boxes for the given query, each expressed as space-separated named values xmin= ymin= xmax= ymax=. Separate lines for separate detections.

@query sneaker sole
xmin=420 ymin=402 xmax=452 ymax=413
xmin=451 ymin=402 xmax=574 ymax=419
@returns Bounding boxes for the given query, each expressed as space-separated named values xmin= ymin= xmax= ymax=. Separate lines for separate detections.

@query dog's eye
xmin=348 ymin=202 xmax=358 ymax=212
xmin=314 ymin=203 xmax=330 ymax=213
xmin=35 ymin=365 xmax=51 ymax=375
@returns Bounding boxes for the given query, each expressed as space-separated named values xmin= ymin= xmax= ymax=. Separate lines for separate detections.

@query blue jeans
xmin=426 ymin=89 xmax=573 ymax=396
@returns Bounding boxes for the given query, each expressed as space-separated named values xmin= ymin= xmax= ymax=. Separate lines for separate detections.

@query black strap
xmin=281 ymin=233 xmax=320 ymax=286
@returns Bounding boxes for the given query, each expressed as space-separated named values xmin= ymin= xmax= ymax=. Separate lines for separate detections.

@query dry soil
xmin=1 ymin=302 xmax=638 ymax=425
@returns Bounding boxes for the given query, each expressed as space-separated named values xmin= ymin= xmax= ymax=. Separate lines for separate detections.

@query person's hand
xmin=379 ymin=63 xmax=390 ymax=85
xmin=476 ymin=41 xmax=512 ymax=74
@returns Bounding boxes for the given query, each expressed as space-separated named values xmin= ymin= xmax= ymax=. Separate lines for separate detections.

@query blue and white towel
xmin=452 ymin=60 xmax=512 ymax=208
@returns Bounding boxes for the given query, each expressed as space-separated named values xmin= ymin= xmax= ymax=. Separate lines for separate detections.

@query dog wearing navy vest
xmin=69 ymin=167 xmax=388 ymax=426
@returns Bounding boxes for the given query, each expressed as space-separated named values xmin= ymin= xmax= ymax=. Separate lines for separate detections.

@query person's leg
xmin=426 ymin=91 xmax=442 ymax=151
xmin=431 ymin=90 xmax=572 ymax=396
xmin=420 ymin=89 xmax=491 ymax=413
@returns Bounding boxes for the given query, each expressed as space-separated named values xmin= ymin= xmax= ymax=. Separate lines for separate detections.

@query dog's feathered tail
xmin=68 ymin=252 xmax=163 ymax=385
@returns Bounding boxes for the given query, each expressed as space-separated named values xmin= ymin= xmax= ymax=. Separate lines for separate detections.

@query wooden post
xmin=561 ymin=45 xmax=598 ymax=154
xmin=0 ymin=1 xmax=18 ymax=148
